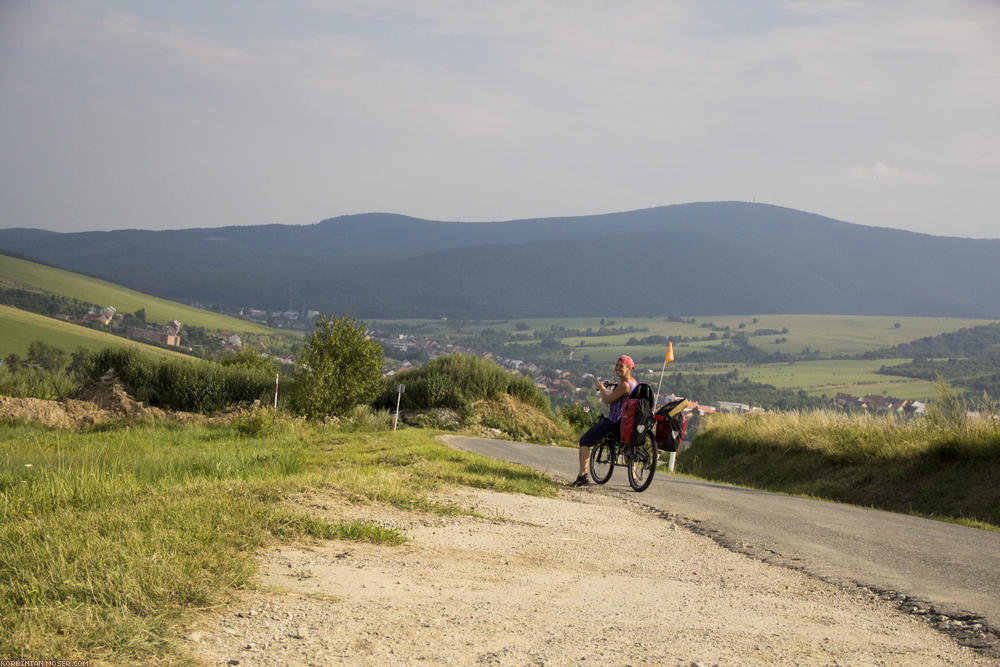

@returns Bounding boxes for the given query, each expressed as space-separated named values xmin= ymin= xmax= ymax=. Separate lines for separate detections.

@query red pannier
xmin=620 ymin=383 xmax=654 ymax=445
xmin=654 ymin=398 xmax=688 ymax=452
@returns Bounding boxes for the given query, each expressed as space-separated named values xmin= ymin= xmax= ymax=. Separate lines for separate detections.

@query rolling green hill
xmin=3 ymin=202 xmax=999 ymax=319
xmin=0 ymin=254 xmax=278 ymax=334
xmin=0 ymin=304 xmax=192 ymax=360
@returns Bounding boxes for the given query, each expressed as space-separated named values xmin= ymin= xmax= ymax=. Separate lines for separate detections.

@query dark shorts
xmin=579 ymin=417 xmax=618 ymax=448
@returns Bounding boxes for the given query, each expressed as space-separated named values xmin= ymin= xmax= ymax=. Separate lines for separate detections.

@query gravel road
xmin=185 ymin=484 xmax=992 ymax=665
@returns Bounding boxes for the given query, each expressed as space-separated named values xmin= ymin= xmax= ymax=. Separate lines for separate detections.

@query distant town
xmin=68 ymin=303 xmax=925 ymax=419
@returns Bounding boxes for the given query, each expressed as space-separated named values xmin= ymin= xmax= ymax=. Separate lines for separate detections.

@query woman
xmin=572 ymin=354 xmax=637 ymax=486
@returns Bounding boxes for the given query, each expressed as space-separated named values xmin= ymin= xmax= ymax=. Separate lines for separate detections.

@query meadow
xmin=680 ymin=406 xmax=1000 ymax=530
xmin=0 ymin=304 xmax=193 ymax=360
xmin=0 ymin=254 xmax=279 ymax=335
xmin=0 ymin=415 xmax=559 ymax=662
xmin=383 ymin=314 xmax=997 ymax=401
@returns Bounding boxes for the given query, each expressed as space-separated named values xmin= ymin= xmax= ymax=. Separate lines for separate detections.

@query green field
xmin=736 ymin=359 xmax=938 ymax=399
xmin=553 ymin=314 xmax=996 ymax=358
xmin=0 ymin=304 xmax=192 ymax=360
xmin=381 ymin=315 xmax=999 ymax=401
xmin=391 ymin=314 xmax=995 ymax=359
xmin=0 ymin=254 xmax=278 ymax=335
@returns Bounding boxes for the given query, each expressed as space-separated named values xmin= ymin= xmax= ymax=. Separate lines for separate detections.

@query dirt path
xmin=183 ymin=485 xmax=990 ymax=666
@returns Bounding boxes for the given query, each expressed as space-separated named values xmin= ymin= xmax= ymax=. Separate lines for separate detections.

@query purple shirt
xmin=608 ymin=378 xmax=637 ymax=422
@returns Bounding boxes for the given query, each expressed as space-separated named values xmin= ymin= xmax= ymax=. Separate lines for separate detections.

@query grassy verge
xmin=0 ymin=416 xmax=559 ymax=662
xmin=678 ymin=410 xmax=1000 ymax=529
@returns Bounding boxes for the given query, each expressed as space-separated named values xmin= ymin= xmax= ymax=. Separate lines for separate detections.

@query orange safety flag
xmin=665 ymin=341 xmax=674 ymax=364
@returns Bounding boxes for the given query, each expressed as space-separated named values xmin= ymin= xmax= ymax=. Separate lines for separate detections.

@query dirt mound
xmin=69 ymin=371 xmax=168 ymax=421
xmin=1 ymin=372 xmax=210 ymax=428
xmin=0 ymin=395 xmax=111 ymax=429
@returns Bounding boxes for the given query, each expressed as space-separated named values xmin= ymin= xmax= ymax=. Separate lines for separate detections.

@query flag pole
xmin=655 ymin=341 xmax=674 ymax=408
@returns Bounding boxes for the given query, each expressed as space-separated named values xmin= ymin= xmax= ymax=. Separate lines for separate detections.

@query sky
xmin=1 ymin=1 xmax=998 ymax=238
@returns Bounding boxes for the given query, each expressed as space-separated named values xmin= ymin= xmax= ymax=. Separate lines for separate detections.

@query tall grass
xmin=378 ymin=353 xmax=551 ymax=414
xmin=0 ymin=419 xmax=558 ymax=661
xmin=81 ymin=346 xmax=275 ymax=413
xmin=681 ymin=407 xmax=1000 ymax=528
xmin=0 ymin=365 xmax=76 ymax=399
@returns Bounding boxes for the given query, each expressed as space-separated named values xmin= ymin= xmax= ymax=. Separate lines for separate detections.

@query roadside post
xmin=655 ymin=342 xmax=677 ymax=471
xmin=393 ymin=383 xmax=405 ymax=431
xmin=273 ymin=372 xmax=279 ymax=413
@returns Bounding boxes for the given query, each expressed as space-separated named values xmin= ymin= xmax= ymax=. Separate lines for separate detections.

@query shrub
xmin=0 ymin=366 xmax=75 ymax=400
xmin=342 ymin=404 xmax=393 ymax=432
xmin=377 ymin=354 xmax=551 ymax=415
xmin=287 ymin=315 xmax=384 ymax=419
xmin=232 ymin=407 xmax=273 ymax=437
xmin=80 ymin=347 xmax=274 ymax=413
xmin=558 ymin=403 xmax=592 ymax=433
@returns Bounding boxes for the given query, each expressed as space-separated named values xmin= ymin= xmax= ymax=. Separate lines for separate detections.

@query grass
xmin=382 ymin=315 xmax=996 ymax=399
xmin=678 ymin=410 xmax=1000 ymax=529
xmin=408 ymin=314 xmax=997 ymax=358
xmin=0 ymin=418 xmax=559 ymax=662
xmin=0 ymin=254 xmax=279 ymax=335
xmin=0 ymin=304 xmax=195 ymax=361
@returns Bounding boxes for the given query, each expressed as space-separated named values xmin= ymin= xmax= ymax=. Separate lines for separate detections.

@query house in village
xmin=712 ymin=400 xmax=755 ymax=414
xmin=79 ymin=306 xmax=116 ymax=326
xmin=126 ymin=325 xmax=180 ymax=346
xmin=832 ymin=393 xmax=911 ymax=414
xmin=219 ymin=332 xmax=242 ymax=350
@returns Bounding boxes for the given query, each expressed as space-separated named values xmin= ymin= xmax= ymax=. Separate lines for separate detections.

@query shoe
xmin=571 ymin=474 xmax=589 ymax=486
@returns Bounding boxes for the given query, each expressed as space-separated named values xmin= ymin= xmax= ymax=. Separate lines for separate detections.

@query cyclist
xmin=572 ymin=354 xmax=638 ymax=486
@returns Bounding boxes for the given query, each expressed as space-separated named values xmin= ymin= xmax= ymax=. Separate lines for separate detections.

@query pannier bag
xmin=620 ymin=383 xmax=654 ymax=445
xmin=654 ymin=398 xmax=689 ymax=452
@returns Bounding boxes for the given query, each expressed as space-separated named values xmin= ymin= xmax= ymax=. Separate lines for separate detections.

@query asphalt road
xmin=444 ymin=435 xmax=1000 ymax=637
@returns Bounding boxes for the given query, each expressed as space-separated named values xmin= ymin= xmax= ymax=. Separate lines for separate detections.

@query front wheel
xmin=627 ymin=433 xmax=657 ymax=492
xmin=589 ymin=440 xmax=615 ymax=484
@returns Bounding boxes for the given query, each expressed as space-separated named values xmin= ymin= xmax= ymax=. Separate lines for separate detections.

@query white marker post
xmin=657 ymin=342 xmax=676 ymax=471
xmin=393 ymin=383 xmax=405 ymax=431
xmin=273 ymin=373 xmax=279 ymax=413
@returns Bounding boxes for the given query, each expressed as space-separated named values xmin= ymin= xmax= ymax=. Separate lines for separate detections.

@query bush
xmin=287 ymin=315 xmax=384 ymax=419
xmin=342 ymin=404 xmax=393 ymax=432
xmin=0 ymin=365 xmax=75 ymax=400
xmin=558 ymin=403 xmax=592 ymax=434
xmin=80 ymin=347 xmax=274 ymax=413
xmin=231 ymin=407 xmax=273 ymax=437
xmin=377 ymin=354 xmax=551 ymax=414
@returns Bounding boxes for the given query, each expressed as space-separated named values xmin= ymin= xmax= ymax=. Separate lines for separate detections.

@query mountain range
xmin=2 ymin=202 xmax=998 ymax=319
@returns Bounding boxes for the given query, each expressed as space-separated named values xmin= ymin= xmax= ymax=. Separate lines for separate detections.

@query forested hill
xmin=2 ymin=202 xmax=999 ymax=319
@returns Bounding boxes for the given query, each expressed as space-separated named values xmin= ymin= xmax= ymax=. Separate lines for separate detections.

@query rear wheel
xmin=627 ymin=433 xmax=657 ymax=492
xmin=589 ymin=440 xmax=615 ymax=484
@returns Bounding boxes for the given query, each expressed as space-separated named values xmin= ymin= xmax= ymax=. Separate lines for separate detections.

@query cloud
xmin=783 ymin=0 xmax=864 ymax=17
xmin=847 ymin=162 xmax=938 ymax=187
xmin=0 ymin=0 xmax=998 ymax=237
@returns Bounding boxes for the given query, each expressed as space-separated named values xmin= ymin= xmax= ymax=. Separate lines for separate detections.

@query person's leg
xmin=578 ymin=444 xmax=590 ymax=477
xmin=575 ymin=418 xmax=616 ymax=483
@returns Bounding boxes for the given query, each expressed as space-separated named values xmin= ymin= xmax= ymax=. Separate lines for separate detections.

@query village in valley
xmin=372 ymin=330 xmax=928 ymax=420
xmin=68 ymin=303 xmax=926 ymax=420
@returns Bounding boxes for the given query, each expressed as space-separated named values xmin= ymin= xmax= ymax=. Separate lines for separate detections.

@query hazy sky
xmin=1 ymin=1 xmax=998 ymax=238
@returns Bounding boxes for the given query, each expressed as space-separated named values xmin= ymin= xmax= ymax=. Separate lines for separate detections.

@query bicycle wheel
xmin=589 ymin=439 xmax=615 ymax=484
xmin=626 ymin=433 xmax=657 ymax=492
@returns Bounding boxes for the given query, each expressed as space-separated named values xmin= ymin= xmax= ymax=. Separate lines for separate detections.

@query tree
xmin=67 ymin=347 xmax=92 ymax=382
xmin=219 ymin=346 xmax=276 ymax=374
xmin=27 ymin=340 xmax=67 ymax=372
xmin=289 ymin=314 xmax=384 ymax=418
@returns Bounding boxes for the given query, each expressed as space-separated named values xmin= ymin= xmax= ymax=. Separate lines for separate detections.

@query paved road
xmin=444 ymin=436 xmax=1000 ymax=636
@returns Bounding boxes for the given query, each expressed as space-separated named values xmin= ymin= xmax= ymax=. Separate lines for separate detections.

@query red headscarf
xmin=617 ymin=355 xmax=634 ymax=369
